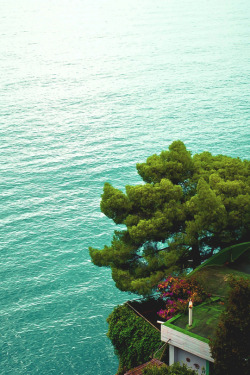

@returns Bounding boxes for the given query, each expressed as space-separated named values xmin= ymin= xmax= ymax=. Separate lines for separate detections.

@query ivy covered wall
xmin=107 ymin=304 xmax=163 ymax=374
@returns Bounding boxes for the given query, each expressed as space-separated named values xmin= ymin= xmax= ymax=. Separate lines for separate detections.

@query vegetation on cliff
xmin=90 ymin=141 xmax=250 ymax=294
xmin=106 ymin=246 xmax=250 ymax=374
xmin=107 ymin=304 xmax=162 ymax=375
xmin=210 ymin=276 xmax=250 ymax=375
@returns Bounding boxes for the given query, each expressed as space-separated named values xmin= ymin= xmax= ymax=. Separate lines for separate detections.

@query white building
xmin=160 ymin=299 xmax=224 ymax=375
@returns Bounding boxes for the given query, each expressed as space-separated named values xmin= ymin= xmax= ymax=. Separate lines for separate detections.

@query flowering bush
xmin=157 ymin=276 xmax=210 ymax=320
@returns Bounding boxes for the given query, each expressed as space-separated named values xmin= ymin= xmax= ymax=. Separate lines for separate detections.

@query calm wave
xmin=0 ymin=0 xmax=249 ymax=374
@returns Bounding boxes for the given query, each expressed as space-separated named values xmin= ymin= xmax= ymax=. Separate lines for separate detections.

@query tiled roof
xmin=124 ymin=358 xmax=165 ymax=375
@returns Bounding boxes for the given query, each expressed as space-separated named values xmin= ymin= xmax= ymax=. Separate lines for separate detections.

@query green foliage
xmin=90 ymin=141 xmax=250 ymax=294
xmin=107 ymin=304 xmax=162 ymax=375
xmin=210 ymin=276 xmax=250 ymax=375
xmin=136 ymin=140 xmax=194 ymax=185
xmin=143 ymin=362 xmax=198 ymax=375
xmin=100 ymin=183 xmax=131 ymax=224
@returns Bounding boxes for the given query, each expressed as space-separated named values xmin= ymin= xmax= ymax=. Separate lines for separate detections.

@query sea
xmin=0 ymin=0 xmax=249 ymax=374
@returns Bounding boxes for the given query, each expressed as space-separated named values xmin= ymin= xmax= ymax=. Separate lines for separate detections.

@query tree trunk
xmin=191 ymin=242 xmax=201 ymax=268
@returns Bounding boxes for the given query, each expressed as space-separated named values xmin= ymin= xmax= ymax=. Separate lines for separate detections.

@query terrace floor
xmin=171 ymin=298 xmax=225 ymax=340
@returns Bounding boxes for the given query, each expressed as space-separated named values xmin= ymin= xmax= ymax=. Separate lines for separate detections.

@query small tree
xmin=210 ymin=276 xmax=250 ymax=375
xmin=157 ymin=276 xmax=210 ymax=320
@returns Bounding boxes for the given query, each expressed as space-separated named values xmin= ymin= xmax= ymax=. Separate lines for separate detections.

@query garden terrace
xmin=166 ymin=298 xmax=225 ymax=342
xmin=189 ymin=242 xmax=250 ymax=297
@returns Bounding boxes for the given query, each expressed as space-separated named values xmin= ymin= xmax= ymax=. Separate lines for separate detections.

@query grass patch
xmin=193 ymin=265 xmax=250 ymax=297
xmin=173 ymin=300 xmax=225 ymax=339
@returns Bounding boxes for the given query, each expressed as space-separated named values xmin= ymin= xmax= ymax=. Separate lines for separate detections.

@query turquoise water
xmin=0 ymin=0 xmax=249 ymax=374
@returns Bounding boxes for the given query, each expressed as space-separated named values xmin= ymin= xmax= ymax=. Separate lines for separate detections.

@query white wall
xmin=170 ymin=345 xmax=207 ymax=374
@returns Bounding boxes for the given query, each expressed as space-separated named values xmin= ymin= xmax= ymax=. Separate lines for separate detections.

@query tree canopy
xmin=89 ymin=141 xmax=250 ymax=295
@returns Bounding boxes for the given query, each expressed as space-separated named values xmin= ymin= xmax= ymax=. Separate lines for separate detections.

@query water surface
xmin=0 ymin=0 xmax=249 ymax=374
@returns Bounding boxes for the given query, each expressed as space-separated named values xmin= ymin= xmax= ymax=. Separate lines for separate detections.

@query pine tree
xmin=89 ymin=141 xmax=250 ymax=294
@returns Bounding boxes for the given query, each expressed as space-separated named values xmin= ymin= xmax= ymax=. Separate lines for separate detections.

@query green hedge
xmin=107 ymin=304 xmax=162 ymax=374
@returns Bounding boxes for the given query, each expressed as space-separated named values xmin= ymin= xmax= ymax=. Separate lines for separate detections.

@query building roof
xmin=164 ymin=298 xmax=225 ymax=342
xmin=124 ymin=358 xmax=166 ymax=375
xmin=161 ymin=312 xmax=214 ymax=362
